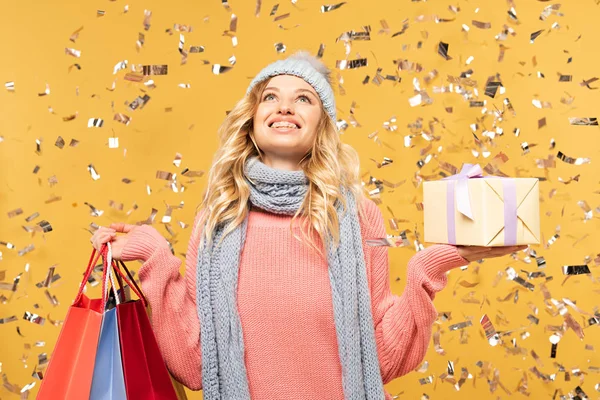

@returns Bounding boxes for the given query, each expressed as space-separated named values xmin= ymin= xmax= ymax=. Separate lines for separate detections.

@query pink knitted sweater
xmin=122 ymin=199 xmax=468 ymax=400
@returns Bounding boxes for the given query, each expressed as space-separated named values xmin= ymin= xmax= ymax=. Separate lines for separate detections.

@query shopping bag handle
xmin=113 ymin=259 xmax=148 ymax=306
xmin=101 ymin=243 xmax=133 ymax=308
xmin=74 ymin=243 xmax=148 ymax=307
xmin=103 ymin=247 xmax=148 ymax=307
xmin=72 ymin=246 xmax=106 ymax=305
xmin=105 ymin=243 xmax=126 ymax=305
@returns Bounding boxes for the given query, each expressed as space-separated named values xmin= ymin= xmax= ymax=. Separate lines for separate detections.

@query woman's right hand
xmin=90 ymin=223 xmax=139 ymax=261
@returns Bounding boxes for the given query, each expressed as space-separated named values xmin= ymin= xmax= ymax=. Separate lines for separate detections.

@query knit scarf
xmin=196 ymin=156 xmax=385 ymax=399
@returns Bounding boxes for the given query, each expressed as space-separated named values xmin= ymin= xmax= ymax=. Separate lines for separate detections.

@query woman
xmin=91 ymin=51 xmax=525 ymax=400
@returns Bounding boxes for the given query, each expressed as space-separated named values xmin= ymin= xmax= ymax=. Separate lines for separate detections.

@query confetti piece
xmin=7 ymin=208 xmax=23 ymax=218
xmin=366 ymin=233 xmax=409 ymax=248
xmin=480 ymin=314 xmax=500 ymax=346
xmin=556 ymin=150 xmax=591 ymax=165
xmin=558 ymin=174 xmax=581 ymax=185
xmin=530 ymin=30 xmax=543 ymax=43
xmin=550 ymin=342 xmax=558 ymax=358
xmin=568 ymin=117 xmax=598 ymax=126
xmin=532 ymin=99 xmax=552 ymax=109
xmin=143 ymin=9 xmax=152 ymax=30
xmin=275 ymin=42 xmax=286 ymax=53
xmin=472 ymin=20 xmax=491 ymax=29
xmin=44 ymin=290 xmax=59 ymax=306
xmin=141 ymin=65 xmax=168 ymax=75
xmin=69 ymin=26 xmax=84 ymax=42
xmin=63 ymin=112 xmax=78 ymax=121
xmin=156 ymin=171 xmax=174 ymax=180
xmin=181 ymin=168 xmax=204 ymax=177
xmin=136 ymin=32 xmax=145 ymax=50
xmin=128 ymin=94 xmax=151 ymax=110
xmin=16 ymin=244 xmax=34 ymax=257
xmin=37 ymin=83 xmax=50 ymax=96
xmin=335 ymin=58 xmax=367 ymax=70
xmin=437 ymin=41 xmax=452 ymax=60
xmin=113 ymin=60 xmax=128 ymax=75
xmin=36 ymin=220 xmax=53 ymax=233
xmin=87 ymin=118 xmax=104 ymax=128
xmin=212 ymin=63 xmax=233 ymax=74
xmin=321 ymin=2 xmax=346 ymax=13
xmin=273 ymin=12 xmax=289 ymax=22
xmin=433 ymin=331 xmax=445 ymax=355
xmin=577 ymin=200 xmax=592 ymax=221
xmin=23 ymin=311 xmax=45 ymax=325
xmin=506 ymin=267 xmax=535 ymax=291
xmin=65 ymin=47 xmax=81 ymax=57
xmin=449 ymin=320 xmax=472 ymax=331
xmin=114 ymin=113 xmax=131 ymax=126
xmin=47 ymin=314 xmax=63 ymax=326
xmin=87 ymin=164 xmax=101 ymax=180
xmin=579 ymin=77 xmax=598 ymax=89
xmin=0 ymin=316 xmax=17 ymax=324
xmin=561 ymin=265 xmax=590 ymax=275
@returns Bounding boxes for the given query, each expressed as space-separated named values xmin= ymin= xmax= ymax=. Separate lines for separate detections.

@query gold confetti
xmin=561 ymin=265 xmax=591 ymax=275
xmin=472 ymin=20 xmax=491 ymax=29
xmin=47 ymin=314 xmax=63 ymax=326
xmin=23 ymin=311 xmax=45 ymax=325
xmin=437 ymin=41 xmax=451 ymax=60
xmin=128 ymin=94 xmax=151 ymax=110
xmin=69 ymin=26 xmax=83 ymax=42
xmin=556 ymin=150 xmax=591 ymax=165
xmin=64 ymin=47 xmax=81 ymax=57
xmin=275 ymin=42 xmax=286 ymax=53
xmin=114 ymin=113 xmax=131 ymax=125
xmin=143 ymin=9 xmax=152 ymax=30
xmin=321 ymin=2 xmax=346 ymax=13
xmin=568 ymin=117 xmax=598 ymax=126
xmin=335 ymin=58 xmax=367 ymax=70
xmin=530 ymin=29 xmax=543 ymax=43
xmin=7 ymin=208 xmax=23 ymax=218
xmin=87 ymin=118 xmax=104 ymax=128
xmin=449 ymin=320 xmax=472 ymax=331
xmin=84 ymin=202 xmax=103 ymax=217
xmin=181 ymin=168 xmax=204 ymax=178
xmin=87 ymin=164 xmax=101 ymax=180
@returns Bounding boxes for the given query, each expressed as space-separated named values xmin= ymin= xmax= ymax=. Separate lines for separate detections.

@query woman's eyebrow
xmin=264 ymin=87 xmax=317 ymax=97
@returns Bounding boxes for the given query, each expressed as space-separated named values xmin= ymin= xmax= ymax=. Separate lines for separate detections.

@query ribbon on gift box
xmin=442 ymin=163 xmax=517 ymax=246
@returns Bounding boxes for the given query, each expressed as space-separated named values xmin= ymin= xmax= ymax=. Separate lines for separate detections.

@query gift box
xmin=423 ymin=164 xmax=540 ymax=246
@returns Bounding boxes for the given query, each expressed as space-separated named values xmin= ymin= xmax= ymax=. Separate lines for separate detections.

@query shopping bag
xmin=112 ymin=259 xmax=180 ymax=400
xmin=37 ymin=248 xmax=107 ymax=399
xmin=89 ymin=245 xmax=127 ymax=400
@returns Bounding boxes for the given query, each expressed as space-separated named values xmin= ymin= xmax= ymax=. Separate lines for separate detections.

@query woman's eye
xmin=298 ymin=95 xmax=310 ymax=103
xmin=264 ymin=93 xmax=275 ymax=101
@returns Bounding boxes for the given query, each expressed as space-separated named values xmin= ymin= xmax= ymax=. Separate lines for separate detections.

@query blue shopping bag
xmin=89 ymin=245 xmax=127 ymax=400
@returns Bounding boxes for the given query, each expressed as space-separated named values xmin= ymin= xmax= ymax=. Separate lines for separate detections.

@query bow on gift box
xmin=442 ymin=163 xmax=518 ymax=246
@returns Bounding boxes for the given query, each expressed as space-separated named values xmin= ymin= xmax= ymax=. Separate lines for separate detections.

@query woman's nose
xmin=278 ymin=103 xmax=294 ymax=115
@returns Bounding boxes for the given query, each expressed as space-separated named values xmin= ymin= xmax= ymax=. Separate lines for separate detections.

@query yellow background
xmin=1 ymin=0 xmax=599 ymax=398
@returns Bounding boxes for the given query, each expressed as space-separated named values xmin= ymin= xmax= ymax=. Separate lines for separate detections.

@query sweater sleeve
xmin=360 ymin=200 xmax=468 ymax=384
xmin=121 ymin=212 xmax=205 ymax=390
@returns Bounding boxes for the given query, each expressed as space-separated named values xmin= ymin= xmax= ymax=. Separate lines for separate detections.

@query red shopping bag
xmin=37 ymin=248 xmax=109 ymax=399
xmin=110 ymin=258 xmax=180 ymax=399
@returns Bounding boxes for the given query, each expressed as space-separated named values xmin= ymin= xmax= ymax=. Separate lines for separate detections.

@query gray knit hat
xmin=246 ymin=51 xmax=337 ymax=123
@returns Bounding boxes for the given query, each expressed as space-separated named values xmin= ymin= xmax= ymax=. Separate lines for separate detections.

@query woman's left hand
xmin=456 ymin=245 xmax=528 ymax=262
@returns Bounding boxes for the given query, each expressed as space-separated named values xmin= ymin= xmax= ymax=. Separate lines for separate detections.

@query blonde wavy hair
xmin=193 ymin=66 xmax=368 ymax=259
